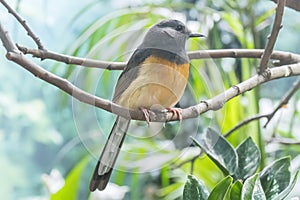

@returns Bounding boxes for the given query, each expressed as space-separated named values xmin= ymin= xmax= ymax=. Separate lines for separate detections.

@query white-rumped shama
xmin=89 ymin=19 xmax=204 ymax=191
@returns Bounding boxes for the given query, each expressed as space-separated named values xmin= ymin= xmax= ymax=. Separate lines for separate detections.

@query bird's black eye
xmin=175 ymin=25 xmax=184 ymax=31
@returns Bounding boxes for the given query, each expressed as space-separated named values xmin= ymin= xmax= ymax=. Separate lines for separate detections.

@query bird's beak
xmin=189 ymin=33 xmax=206 ymax=38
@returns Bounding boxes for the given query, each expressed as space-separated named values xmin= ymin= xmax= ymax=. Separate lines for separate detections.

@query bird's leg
xmin=167 ymin=107 xmax=183 ymax=121
xmin=140 ymin=107 xmax=155 ymax=125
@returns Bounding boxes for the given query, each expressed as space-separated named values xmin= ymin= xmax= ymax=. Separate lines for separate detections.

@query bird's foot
xmin=167 ymin=107 xmax=182 ymax=121
xmin=140 ymin=107 xmax=155 ymax=125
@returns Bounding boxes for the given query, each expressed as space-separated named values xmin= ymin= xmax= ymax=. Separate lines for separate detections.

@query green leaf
xmin=276 ymin=169 xmax=300 ymax=199
xmin=230 ymin=181 xmax=243 ymax=200
xmin=183 ymin=175 xmax=209 ymax=200
xmin=159 ymin=182 xmax=183 ymax=200
xmin=260 ymin=157 xmax=291 ymax=199
xmin=207 ymin=176 xmax=233 ymax=200
xmin=235 ymin=137 xmax=260 ymax=180
xmin=192 ymin=128 xmax=238 ymax=176
xmin=255 ymin=7 xmax=275 ymax=27
xmin=50 ymin=156 xmax=90 ymax=200
xmin=242 ymin=174 xmax=266 ymax=200
xmin=222 ymin=12 xmax=245 ymax=46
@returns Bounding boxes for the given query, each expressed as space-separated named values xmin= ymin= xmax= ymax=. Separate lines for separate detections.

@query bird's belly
xmin=116 ymin=62 xmax=189 ymax=110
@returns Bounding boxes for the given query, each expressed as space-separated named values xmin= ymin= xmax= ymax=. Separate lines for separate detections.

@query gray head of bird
xmin=139 ymin=19 xmax=205 ymax=57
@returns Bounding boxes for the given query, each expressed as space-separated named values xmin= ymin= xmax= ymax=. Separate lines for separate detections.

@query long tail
xmin=89 ymin=116 xmax=130 ymax=191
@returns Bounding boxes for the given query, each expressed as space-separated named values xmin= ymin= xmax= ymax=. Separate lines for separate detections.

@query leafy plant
xmin=183 ymin=128 xmax=299 ymax=200
xmin=50 ymin=156 xmax=90 ymax=200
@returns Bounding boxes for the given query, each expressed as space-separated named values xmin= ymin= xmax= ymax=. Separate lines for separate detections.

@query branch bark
xmin=259 ymin=0 xmax=286 ymax=73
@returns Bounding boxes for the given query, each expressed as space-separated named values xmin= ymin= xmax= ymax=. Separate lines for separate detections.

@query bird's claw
xmin=167 ymin=107 xmax=182 ymax=121
xmin=140 ymin=107 xmax=155 ymax=126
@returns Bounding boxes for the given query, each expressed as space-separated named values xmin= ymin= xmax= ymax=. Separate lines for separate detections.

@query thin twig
xmin=224 ymin=78 xmax=300 ymax=137
xmin=171 ymin=152 xmax=202 ymax=170
xmin=259 ymin=0 xmax=286 ymax=73
xmin=263 ymin=78 xmax=300 ymax=127
xmin=0 ymin=0 xmax=44 ymax=49
xmin=271 ymin=136 xmax=300 ymax=145
xmin=224 ymin=114 xmax=269 ymax=137
xmin=17 ymin=44 xmax=300 ymax=70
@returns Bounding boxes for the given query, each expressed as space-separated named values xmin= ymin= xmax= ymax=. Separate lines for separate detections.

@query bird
xmin=89 ymin=19 xmax=204 ymax=192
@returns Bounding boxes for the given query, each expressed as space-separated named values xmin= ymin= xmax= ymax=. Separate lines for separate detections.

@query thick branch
xmin=259 ymin=0 xmax=286 ymax=73
xmin=224 ymin=78 xmax=300 ymax=137
xmin=17 ymin=45 xmax=300 ymax=70
xmin=0 ymin=0 xmax=44 ymax=49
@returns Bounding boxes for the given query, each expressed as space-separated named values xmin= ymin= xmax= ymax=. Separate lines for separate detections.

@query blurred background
xmin=1 ymin=0 xmax=300 ymax=199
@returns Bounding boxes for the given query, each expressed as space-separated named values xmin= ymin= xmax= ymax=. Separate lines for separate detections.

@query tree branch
xmin=259 ymin=0 xmax=286 ymax=73
xmin=189 ymin=49 xmax=300 ymax=65
xmin=224 ymin=78 xmax=300 ymax=137
xmin=0 ymin=0 xmax=44 ymax=49
xmin=16 ymin=44 xmax=300 ymax=70
xmin=224 ymin=114 xmax=269 ymax=137
xmin=263 ymin=78 xmax=300 ymax=127
xmin=16 ymin=44 xmax=126 ymax=70
xmin=2 ymin=20 xmax=300 ymax=123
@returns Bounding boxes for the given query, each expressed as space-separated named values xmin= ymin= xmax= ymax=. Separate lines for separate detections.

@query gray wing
xmin=112 ymin=48 xmax=152 ymax=102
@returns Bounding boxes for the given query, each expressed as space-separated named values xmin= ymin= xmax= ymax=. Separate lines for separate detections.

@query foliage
xmin=192 ymin=128 xmax=260 ymax=181
xmin=50 ymin=156 xmax=90 ymax=200
xmin=183 ymin=128 xmax=299 ymax=200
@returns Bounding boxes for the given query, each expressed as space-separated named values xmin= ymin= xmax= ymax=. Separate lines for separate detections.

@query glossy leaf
xmin=192 ymin=128 xmax=237 ymax=176
xmin=260 ymin=157 xmax=291 ymax=199
xmin=207 ymin=176 xmax=233 ymax=200
xmin=235 ymin=137 xmax=260 ymax=180
xmin=276 ymin=169 xmax=300 ymax=199
xmin=242 ymin=174 xmax=266 ymax=200
xmin=183 ymin=175 xmax=209 ymax=200
xmin=230 ymin=180 xmax=243 ymax=200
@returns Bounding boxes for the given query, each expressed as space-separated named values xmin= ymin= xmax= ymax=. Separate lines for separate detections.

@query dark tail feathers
xmin=89 ymin=116 xmax=130 ymax=191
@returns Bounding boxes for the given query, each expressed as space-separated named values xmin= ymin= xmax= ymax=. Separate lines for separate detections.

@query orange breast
xmin=116 ymin=56 xmax=190 ymax=110
xmin=144 ymin=56 xmax=190 ymax=80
